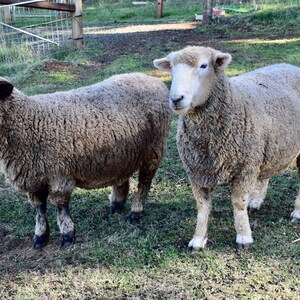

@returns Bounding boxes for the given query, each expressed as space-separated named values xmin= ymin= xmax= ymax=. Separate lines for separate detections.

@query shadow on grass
xmin=0 ymin=169 xmax=299 ymax=277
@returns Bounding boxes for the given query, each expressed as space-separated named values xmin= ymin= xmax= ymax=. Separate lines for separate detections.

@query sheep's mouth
xmin=171 ymin=105 xmax=190 ymax=115
xmin=171 ymin=102 xmax=189 ymax=111
xmin=173 ymin=105 xmax=185 ymax=111
xmin=171 ymin=101 xmax=193 ymax=112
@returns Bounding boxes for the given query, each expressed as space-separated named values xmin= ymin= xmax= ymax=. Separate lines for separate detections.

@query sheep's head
xmin=153 ymin=46 xmax=232 ymax=115
xmin=0 ymin=79 xmax=14 ymax=101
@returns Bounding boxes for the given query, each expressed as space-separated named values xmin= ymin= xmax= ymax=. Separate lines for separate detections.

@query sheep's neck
xmin=178 ymin=74 xmax=241 ymax=186
xmin=185 ymin=73 xmax=234 ymax=127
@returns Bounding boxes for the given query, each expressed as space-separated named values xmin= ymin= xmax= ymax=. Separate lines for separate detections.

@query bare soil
xmin=44 ymin=22 xmax=230 ymax=73
xmin=84 ymin=22 xmax=220 ymax=67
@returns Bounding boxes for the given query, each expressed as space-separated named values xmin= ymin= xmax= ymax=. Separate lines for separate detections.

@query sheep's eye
xmin=200 ymin=64 xmax=208 ymax=69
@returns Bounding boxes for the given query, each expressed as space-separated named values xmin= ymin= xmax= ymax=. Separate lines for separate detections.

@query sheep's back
xmin=230 ymin=63 xmax=300 ymax=177
xmin=177 ymin=63 xmax=300 ymax=187
xmin=8 ymin=73 xmax=171 ymax=191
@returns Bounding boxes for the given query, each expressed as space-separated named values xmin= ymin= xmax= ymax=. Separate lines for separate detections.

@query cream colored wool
xmin=0 ymin=73 xmax=172 ymax=247
xmin=154 ymin=46 xmax=300 ymax=250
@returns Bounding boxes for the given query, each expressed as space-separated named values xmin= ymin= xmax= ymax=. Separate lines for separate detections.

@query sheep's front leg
xmin=50 ymin=180 xmax=76 ymax=246
xmin=109 ymin=180 xmax=129 ymax=213
xmin=188 ymin=182 xmax=212 ymax=252
xmin=28 ymin=190 xmax=50 ymax=249
xmin=57 ymin=204 xmax=75 ymax=247
xmin=232 ymin=178 xmax=257 ymax=249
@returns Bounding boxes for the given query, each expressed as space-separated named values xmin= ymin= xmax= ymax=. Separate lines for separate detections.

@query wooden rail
xmin=0 ymin=0 xmax=75 ymax=12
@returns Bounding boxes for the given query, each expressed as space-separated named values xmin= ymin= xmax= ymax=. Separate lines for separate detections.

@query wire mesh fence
xmin=0 ymin=1 xmax=73 ymax=53
xmin=0 ymin=0 xmax=299 ymax=55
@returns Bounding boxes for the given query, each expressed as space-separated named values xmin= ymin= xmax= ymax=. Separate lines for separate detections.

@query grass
xmin=83 ymin=0 xmax=201 ymax=25
xmin=198 ymin=3 xmax=300 ymax=37
xmin=1 ymin=3 xmax=300 ymax=299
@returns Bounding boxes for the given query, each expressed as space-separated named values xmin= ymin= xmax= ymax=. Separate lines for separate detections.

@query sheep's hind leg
xmin=28 ymin=189 xmax=50 ymax=249
xmin=247 ymin=178 xmax=269 ymax=213
xmin=188 ymin=182 xmax=212 ymax=252
xmin=129 ymin=162 xmax=158 ymax=224
xmin=109 ymin=180 xmax=129 ymax=214
xmin=291 ymin=156 xmax=300 ymax=222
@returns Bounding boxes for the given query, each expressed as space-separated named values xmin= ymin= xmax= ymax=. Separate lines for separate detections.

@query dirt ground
xmin=83 ymin=22 xmax=224 ymax=68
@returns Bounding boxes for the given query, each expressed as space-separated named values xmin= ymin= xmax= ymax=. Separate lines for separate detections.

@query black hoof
xmin=189 ymin=246 xmax=203 ymax=254
xmin=129 ymin=212 xmax=142 ymax=225
xmin=33 ymin=234 xmax=49 ymax=249
xmin=247 ymin=207 xmax=259 ymax=215
xmin=60 ymin=234 xmax=75 ymax=247
xmin=237 ymin=242 xmax=252 ymax=251
xmin=110 ymin=202 xmax=125 ymax=214
xmin=291 ymin=217 xmax=300 ymax=224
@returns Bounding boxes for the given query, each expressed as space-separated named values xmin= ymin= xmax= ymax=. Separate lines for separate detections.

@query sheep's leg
xmin=232 ymin=177 xmax=257 ymax=250
xmin=109 ymin=180 xmax=129 ymax=213
xmin=188 ymin=182 xmax=211 ymax=252
xmin=291 ymin=191 xmax=300 ymax=222
xmin=129 ymin=163 xmax=158 ymax=224
xmin=247 ymin=178 xmax=269 ymax=213
xmin=57 ymin=204 xmax=75 ymax=247
xmin=50 ymin=179 xmax=76 ymax=246
xmin=291 ymin=156 xmax=300 ymax=222
xmin=28 ymin=190 xmax=50 ymax=249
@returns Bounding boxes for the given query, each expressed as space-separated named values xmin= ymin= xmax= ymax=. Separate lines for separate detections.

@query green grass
xmin=1 ymin=3 xmax=300 ymax=299
xmin=198 ymin=3 xmax=300 ymax=37
xmin=222 ymin=37 xmax=300 ymax=76
xmin=83 ymin=0 xmax=201 ymax=25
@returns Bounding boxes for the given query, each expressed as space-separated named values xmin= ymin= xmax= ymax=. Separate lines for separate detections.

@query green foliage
xmin=0 ymin=41 xmax=38 ymax=81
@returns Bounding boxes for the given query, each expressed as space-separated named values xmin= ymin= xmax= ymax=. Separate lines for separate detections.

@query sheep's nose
xmin=171 ymin=95 xmax=184 ymax=104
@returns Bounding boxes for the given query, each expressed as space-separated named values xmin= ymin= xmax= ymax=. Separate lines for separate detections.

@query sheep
xmin=153 ymin=46 xmax=300 ymax=251
xmin=0 ymin=73 xmax=172 ymax=248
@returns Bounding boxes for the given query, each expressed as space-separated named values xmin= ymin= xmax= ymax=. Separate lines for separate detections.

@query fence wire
xmin=1 ymin=0 xmax=299 ymax=53
xmin=0 ymin=1 xmax=73 ymax=53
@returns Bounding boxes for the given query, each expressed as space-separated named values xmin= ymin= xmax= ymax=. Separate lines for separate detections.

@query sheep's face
xmin=0 ymin=79 xmax=14 ymax=101
xmin=153 ymin=46 xmax=232 ymax=115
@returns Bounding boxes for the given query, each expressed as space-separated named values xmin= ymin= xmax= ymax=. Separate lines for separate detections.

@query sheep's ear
xmin=153 ymin=52 xmax=175 ymax=72
xmin=213 ymin=52 xmax=232 ymax=70
xmin=0 ymin=80 xmax=14 ymax=100
xmin=153 ymin=58 xmax=172 ymax=71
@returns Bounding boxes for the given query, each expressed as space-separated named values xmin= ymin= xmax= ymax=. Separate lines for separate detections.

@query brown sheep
xmin=0 ymin=73 xmax=172 ymax=248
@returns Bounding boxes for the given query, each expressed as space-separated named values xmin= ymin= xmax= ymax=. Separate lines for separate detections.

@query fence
xmin=1 ymin=0 xmax=299 ymax=53
xmin=0 ymin=0 xmax=82 ymax=52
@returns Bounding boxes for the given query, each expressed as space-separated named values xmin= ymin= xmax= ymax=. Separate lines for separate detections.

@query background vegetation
xmin=0 ymin=1 xmax=300 ymax=299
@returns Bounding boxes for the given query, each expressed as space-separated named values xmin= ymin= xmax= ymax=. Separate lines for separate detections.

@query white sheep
xmin=0 ymin=73 xmax=172 ymax=248
xmin=154 ymin=46 xmax=300 ymax=250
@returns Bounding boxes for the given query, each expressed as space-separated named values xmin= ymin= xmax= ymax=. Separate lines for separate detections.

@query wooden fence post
xmin=3 ymin=7 xmax=13 ymax=25
xmin=157 ymin=0 xmax=163 ymax=18
xmin=72 ymin=0 xmax=83 ymax=48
